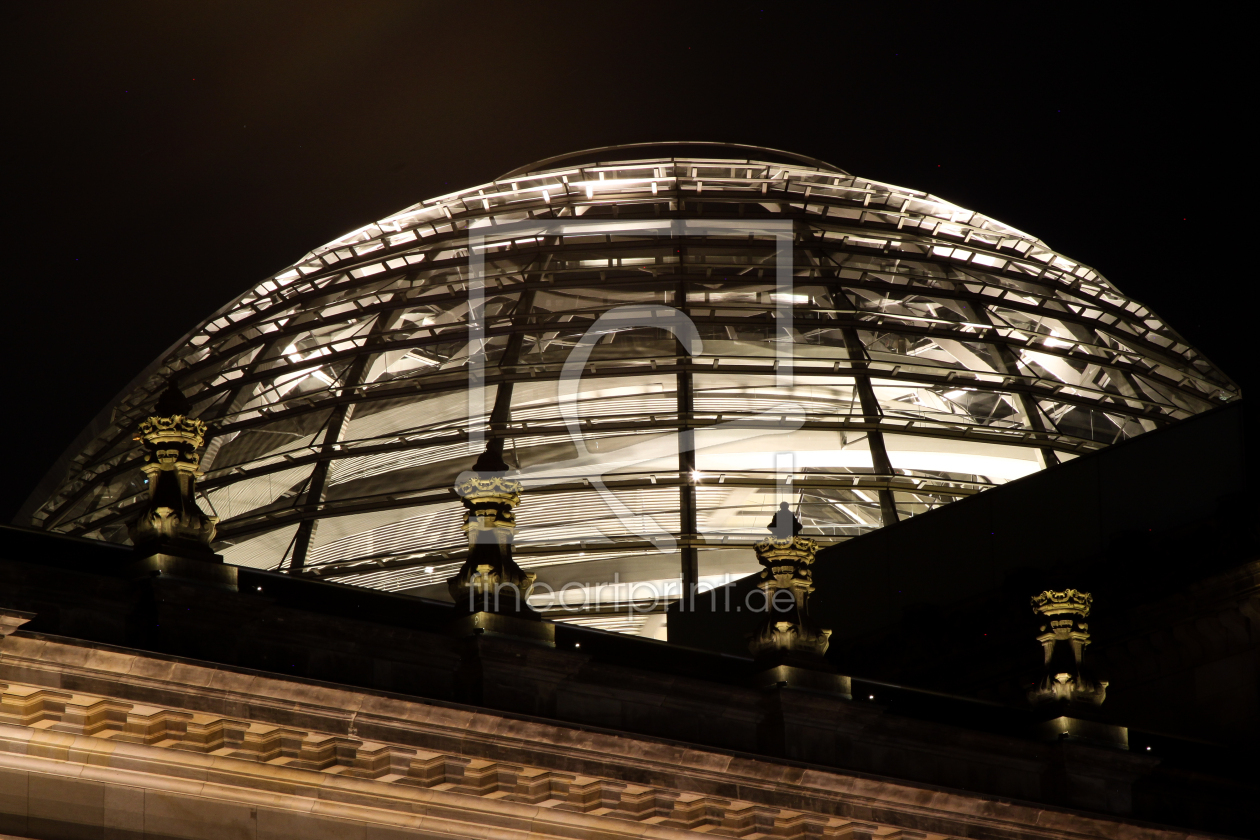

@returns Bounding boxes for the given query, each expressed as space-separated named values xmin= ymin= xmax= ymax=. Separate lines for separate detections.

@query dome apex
xmin=498 ymin=141 xmax=848 ymax=180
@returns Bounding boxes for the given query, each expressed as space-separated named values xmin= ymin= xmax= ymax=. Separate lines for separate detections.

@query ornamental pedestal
xmin=1029 ymin=589 xmax=1107 ymax=706
xmin=127 ymin=382 xmax=233 ymax=588
xmin=447 ymin=442 xmax=552 ymax=644
xmin=749 ymin=504 xmax=848 ymax=695
xmin=1028 ymin=589 xmax=1124 ymax=748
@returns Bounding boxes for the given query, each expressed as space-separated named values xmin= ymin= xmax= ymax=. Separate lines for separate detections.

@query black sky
xmin=3 ymin=2 xmax=1251 ymax=523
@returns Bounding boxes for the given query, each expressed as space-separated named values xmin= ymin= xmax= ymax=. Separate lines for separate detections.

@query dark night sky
xmin=3 ymin=2 xmax=1250 ymax=523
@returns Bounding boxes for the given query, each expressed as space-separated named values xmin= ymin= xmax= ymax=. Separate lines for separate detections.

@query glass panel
xmin=219 ymin=524 xmax=300 ymax=571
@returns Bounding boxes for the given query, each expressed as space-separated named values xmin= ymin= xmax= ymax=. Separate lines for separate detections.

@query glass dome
xmin=22 ymin=143 xmax=1239 ymax=635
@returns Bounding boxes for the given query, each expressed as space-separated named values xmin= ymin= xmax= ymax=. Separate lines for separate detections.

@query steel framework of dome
xmin=22 ymin=142 xmax=1239 ymax=635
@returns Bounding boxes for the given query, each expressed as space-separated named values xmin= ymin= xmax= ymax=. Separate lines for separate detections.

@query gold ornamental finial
xmin=1028 ymin=588 xmax=1107 ymax=706
xmin=446 ymin=440 xmax=538 ymax=614
xmin=1031 ymin=589 xmax=1092 ymax=618
xmin=127 ymin=381 xmax=219 ymax=557
xmin=748 ymin=503 xmax=831 ymax=660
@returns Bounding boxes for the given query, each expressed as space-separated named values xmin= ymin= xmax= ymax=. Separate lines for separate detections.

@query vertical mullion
xmin=675 ymin=274 xmax=699 ymax=592
xmin=834 ymin=286 xmax=900 ymax=525
xmin=289 ymin=307 xmax=402 ymax=570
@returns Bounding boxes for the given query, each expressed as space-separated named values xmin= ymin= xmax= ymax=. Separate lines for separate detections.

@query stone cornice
xmin=0 ymin=633 xmax=1211 ymax=840
xmin=0 ymin=724 xmax=711 ymax=840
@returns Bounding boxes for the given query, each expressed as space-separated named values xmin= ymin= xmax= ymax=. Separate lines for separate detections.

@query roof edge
xmin=497 ymin=141 xmax=849 ymax=180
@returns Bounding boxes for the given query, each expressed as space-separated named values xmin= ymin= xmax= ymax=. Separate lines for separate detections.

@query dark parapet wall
xmin=670 ymin=401 xmax=1258 ymax=742
xmin=814 ymin=399 xmax=1248 ymax=639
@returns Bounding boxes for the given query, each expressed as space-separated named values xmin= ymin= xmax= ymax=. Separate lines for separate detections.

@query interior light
xmin=1045 ymin=330 xmax=1071 ymax=349
xmin=424 ymin=566 xmax=434 ymax=573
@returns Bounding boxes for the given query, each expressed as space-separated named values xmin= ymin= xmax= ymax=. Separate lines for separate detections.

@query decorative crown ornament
xmin=748 ymin=503 xmax=832 ymax=661
xmin=127 ymin=381 xmax=219 ymax=556
xmin=447 ymin=440 xmax=538 ymax=614
xmin=1028 ymin=589 xmax=1107 ymax=706
xmin=452 ymin=474 xmax=521 ymax=529
xmin=1030 ymin=589 xmax=1093 ymax=618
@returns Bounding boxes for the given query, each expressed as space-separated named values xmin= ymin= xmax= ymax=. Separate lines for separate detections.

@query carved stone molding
xmin=0 ymin=609 xmax=34 ymax=643
xmin=0 ymin=634 xmax=1204 ymax=840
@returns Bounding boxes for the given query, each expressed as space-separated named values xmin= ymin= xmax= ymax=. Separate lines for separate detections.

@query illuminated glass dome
xmin=22 ymin=142 xmax=1239 ymax=634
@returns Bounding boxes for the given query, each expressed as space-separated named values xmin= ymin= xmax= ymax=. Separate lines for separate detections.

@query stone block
xmin=258 ymin=807 xmax=367 ymax=840
xmin=103 ymin=784 xmax=144 ymax=840
xmin=27 ymin=772 xmax=104 ymax=840
xmin=0 ymin=767 xmax=28 ymax=837
xmin=141 ymin=790 xmax=255 ymax=840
